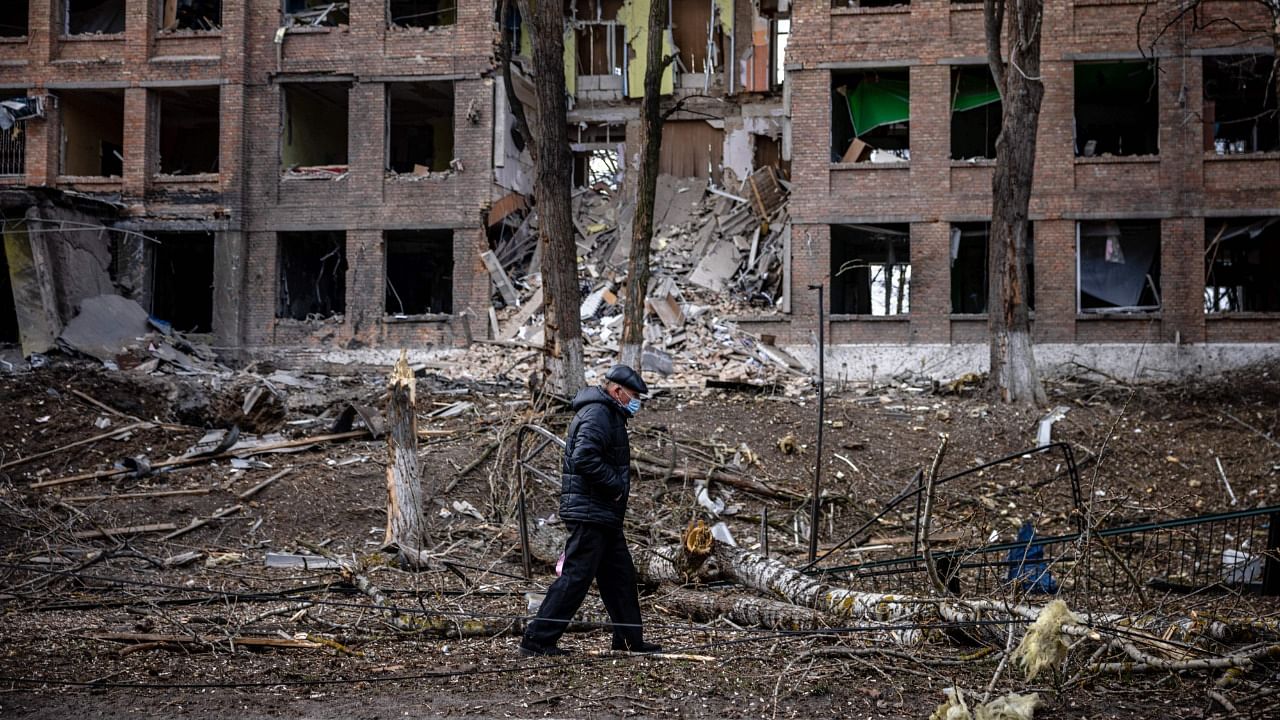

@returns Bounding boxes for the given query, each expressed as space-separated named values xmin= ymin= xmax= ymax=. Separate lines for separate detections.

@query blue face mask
xmin=624 ymin=397 xmax=642 ymax=416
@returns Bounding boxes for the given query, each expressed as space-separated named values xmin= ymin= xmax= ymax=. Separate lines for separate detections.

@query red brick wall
xmin=786 ymin=0 xmax=1280 ymax=347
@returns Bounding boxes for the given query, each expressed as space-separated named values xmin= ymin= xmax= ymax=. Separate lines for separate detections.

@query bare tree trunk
xmin=384 ymin=351 xmax=427 ymax=567
xmin=986 ymin=0 xmax=1047 ymax=406
xmin=526 ymin=0 xmax=584 ymax=397
xmin=619 ymin=0 xmax=670 ymax=369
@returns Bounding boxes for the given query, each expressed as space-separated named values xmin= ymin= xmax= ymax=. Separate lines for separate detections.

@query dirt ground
xmin=1 ymin=357 xmax=1278 ymax=719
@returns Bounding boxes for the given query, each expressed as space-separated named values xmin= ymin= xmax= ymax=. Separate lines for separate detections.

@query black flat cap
xmin=605 ymin=364 xmax=648 ymax=396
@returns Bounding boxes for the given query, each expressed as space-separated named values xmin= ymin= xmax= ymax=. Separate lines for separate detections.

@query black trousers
xmin=523 ymin=521 xmax=645 ymax=648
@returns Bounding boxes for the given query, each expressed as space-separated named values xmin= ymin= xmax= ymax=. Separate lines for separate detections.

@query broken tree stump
xmin=384 ymin=350 xmax=428 ymax=568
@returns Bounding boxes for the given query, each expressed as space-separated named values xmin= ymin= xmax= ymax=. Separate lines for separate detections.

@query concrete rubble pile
xmin=462 ymin=167 xmax=808 ymax=394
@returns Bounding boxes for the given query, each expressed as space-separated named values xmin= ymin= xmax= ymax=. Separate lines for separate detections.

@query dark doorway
xmin=149 ymin=232 xmax=214 ymax=333
xmin=385 ymin=230 xmax=452 ymax=316
xmin=277 ymin=231 xmax=347 ymax=320
xmin=0 ymin=241 xmax=19 ymax=343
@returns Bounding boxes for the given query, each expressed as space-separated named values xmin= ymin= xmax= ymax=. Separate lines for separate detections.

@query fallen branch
xmin=93 ymin=632 xmax=322 ymax=652
xmin=64 ymin=487 xmax=212 ymax=503
xmin=72 ymin=523 xmax=178 ymax=540
xmin=0 ymin=421 xmax=151 ymax=471
xmin=162 ymin=504 xmax=243 ymax=540
xmin=238 ymin=468 xmax=292 ymax=501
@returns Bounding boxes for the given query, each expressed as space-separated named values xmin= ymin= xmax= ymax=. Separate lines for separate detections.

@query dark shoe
xmin=612 ymin=640 xmax=662 ymax=654
xmin=519 ymin=641 xmax=571 ymax=657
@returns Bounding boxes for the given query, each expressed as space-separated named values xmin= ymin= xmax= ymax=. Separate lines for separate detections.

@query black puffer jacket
xmin=559 ymin=387 xmax=631 ymax=527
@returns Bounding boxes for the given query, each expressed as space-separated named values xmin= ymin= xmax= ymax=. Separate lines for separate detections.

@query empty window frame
xmin=284 ymin=0 xmax=348 ymax=27
xmin=0 ymin=1 xmax=29 ymax=37
xmin=1077 ymin=220 xmax=1161 ymax=313
xmin=277 ymin=231 xmax=347 ymax=320
xmin=950 ymin=222 xmax=1034 ymax=314
xmin=161 ymin=0 xmax=220 ymax=31
xmin=1074 ymin=61 xmax=1159 ymax=157
xmin=148 ymin=232 xmax=214 ymax=333
xmin=59 ymin=89 xmax=125 ymax=177
xmin=66 ymin=0 xmax=125 ymax=35
xmin=571 ymin=122 xmax=623 ymax=190
xmin=389 ymin=0 xmax=456 ymax=29
xmin=831 ymin=223 xmax=911 ymax=315
xmin=281 ymin=83 xmax=349 ymax=173
xmin=1202 ymin=55 xmax=1279 ymax=154
xmin=387 ymin=82 xmax=454 ymax=174
xmin=157 ymin=87 xmax=220 ymax=176
xmin=832 ymin=68 xmax=909 ymax=163
xmin=567 ymin=0 xmax=625 ymax=77
xmin=1205 ymin=218 xmax=1280 ymax=313
xmin=771 ymin=18 xmax=789 ymax=88
xmin=385 ymin=230 xmax=452 ymax=316
xmin=951 ymin=65 xmax=1001 ymax=160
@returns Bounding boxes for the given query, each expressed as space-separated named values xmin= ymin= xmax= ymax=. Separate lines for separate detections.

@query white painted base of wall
xmin=782 ymin=343 xmax=1280 ymax=383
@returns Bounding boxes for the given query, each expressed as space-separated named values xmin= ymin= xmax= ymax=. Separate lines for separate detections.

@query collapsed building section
xmin=1077 ymin=220 xmax=1161 ymax=313
xmin=568 ymin=0 xmax=625 ymax=86
xmin=385 ymin=230 xmax=452 ymax=316
xmin=831 ymin=223 xmax=910 ymax=315
xmin=832 ymin=68 xmax=909 ymax=163
xmin=0 ymin=1 xmax=29 ymax=37
xmin=148 ymin=232 xmax=215 ymax=333
xmin=157 ymin=86 xmax=220 ymax=176
xmin=280 ymin=82 xmax=349 ymax=177
xmin=65 ymin=0 xmax=125 ymax=35
xmin=58 ymin=89 xmax=125 ymax=178
xmin=162 ymin=0 xmax=221 ymax=31
xmin=1205 ymin=218 xmax=1280 ymax=313
xmin=950 ymin=223 xmax=1034 ymax=314
xmin=1074 ymin=61 xmax=1159 ymax=157
xmin=1202 ymin=55 xmax=1279 ymax=154
xmin=950 ymin=65 xmax=1001 ymax=160
xmin=276 ymin=231 xmax=347 ymax=321
xmin=284 ymin=0 xmax=348 ymax=28
xmin=387 ymin=82 xmax=453 ymax=174
xmin=389 ymin=0 xmax=455 ymax=29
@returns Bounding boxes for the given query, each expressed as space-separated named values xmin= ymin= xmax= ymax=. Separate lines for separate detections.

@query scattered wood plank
xmin=238 ymin=468 xmax=292 ymax=501
xmin=0 ymin=421 xmax=152 ymax=472
xmin=265 ymin=553 xmax=342 ymax=570
xmin=498 ymin=287 xmax=544 ymax=341
xmin=64 ymin=487 xmax=213 ymax=503
xmin=480 ymin=250 xmax=519 ymax=306
xmin=162 ymin=505 xmax=243 ymax=541
xmin=72 ymin=523 xmax=178 ymax=540
xmin=93 ymin=632 xmax=323 ymax=651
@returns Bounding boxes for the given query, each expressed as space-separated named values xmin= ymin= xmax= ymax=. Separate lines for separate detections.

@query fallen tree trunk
xmin=656 ymin=588 xmax=830 ymax=630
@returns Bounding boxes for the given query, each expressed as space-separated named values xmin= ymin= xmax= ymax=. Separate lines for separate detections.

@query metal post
xmin=515 ymin=427 xmax=532 ymax=580
xmin=808 ymin=284 xmax=825 ymax=564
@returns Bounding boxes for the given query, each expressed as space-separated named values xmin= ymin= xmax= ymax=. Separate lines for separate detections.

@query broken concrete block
xmin=57 ymin=294 xmax=151 ymax=363
xmin=687 ymin=240 xmax=741 ymax=293
xmin=642 ymin=348 xmax=673 ymax=376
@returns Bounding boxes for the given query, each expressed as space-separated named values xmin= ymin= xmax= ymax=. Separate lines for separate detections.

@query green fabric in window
xmin=952 ymin=73 xmax=1001 ymax=113
xmin=845 ymin=79 xmax=909 ymax=137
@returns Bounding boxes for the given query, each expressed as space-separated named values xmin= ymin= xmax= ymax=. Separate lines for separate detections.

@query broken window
xmin=950 ymin=65 xmax=1001 ymax=160
xmin=161 ymin=0 xmax=220 ymax=31
xmin=157 ymin=87 xmax=220 ymax=176
xmin=389 ymin=0 xmax=456 ymax=29
xmin=832 ymin=69 xmax=909 ymax=163
xmin=66 ymin=0 xmax=125 ymax=35
xmin=671 ymin=0 xmax=725 ymax=75
xmin=277 ymin=231 xmax=346 ymax=320
xmin=281 ymin=83 xmax=349 ymax=175
xmin=571 ymin=122 xmax=623 ymax=190
xmin=59 ymin=89 xmax=125 ymax=177
xmin=1203 ymin=55 xmax=1279 ymax=154
xmin=387 ymin=82 xmax=453 ymax=174
xmin=284 ymin=0 xmax=348 ymax=27
xmin=385 ymin=230 xmax=452 ymax=316
xmin=148 ymin=232 xmax=214 ymax=333
xmin=0 ymin=1 xmax=29 ymax=37
xmin=567 ymin=0 xmax=624 ymax=76
xmin=950 ymin=222 xmax=1034 ymax=314
xmin=1074 ymin=60 xmax=1159 ymax=157
xmin=831 ymin=223 xmax=911 ymax=315
xmin=1205 ymin=218 xmax=1280 ymax=313
xmin=1077 ymin=220 xmax=1161 ymax=313
xmin=772 ymin=18 xmax=789 ymax=88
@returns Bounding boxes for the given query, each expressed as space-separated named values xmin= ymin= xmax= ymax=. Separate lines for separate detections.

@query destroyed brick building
xmin=1 ymin=1 xmax=1278 ymax=380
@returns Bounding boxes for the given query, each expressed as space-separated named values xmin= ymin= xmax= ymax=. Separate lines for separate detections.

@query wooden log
xmin=384 ymin=351 xmax=427 ymax=568
xmin=93 ymin=632 xmax=323 ymax=651
xmin=72 ymin=523 xmax=178 ymax=540
xmin=656 ymin=588 xmax=829 ymax=631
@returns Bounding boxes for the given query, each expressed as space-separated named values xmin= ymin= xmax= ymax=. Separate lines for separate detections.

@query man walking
xmin=520 ymin=365 xmax=662 ymax=656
